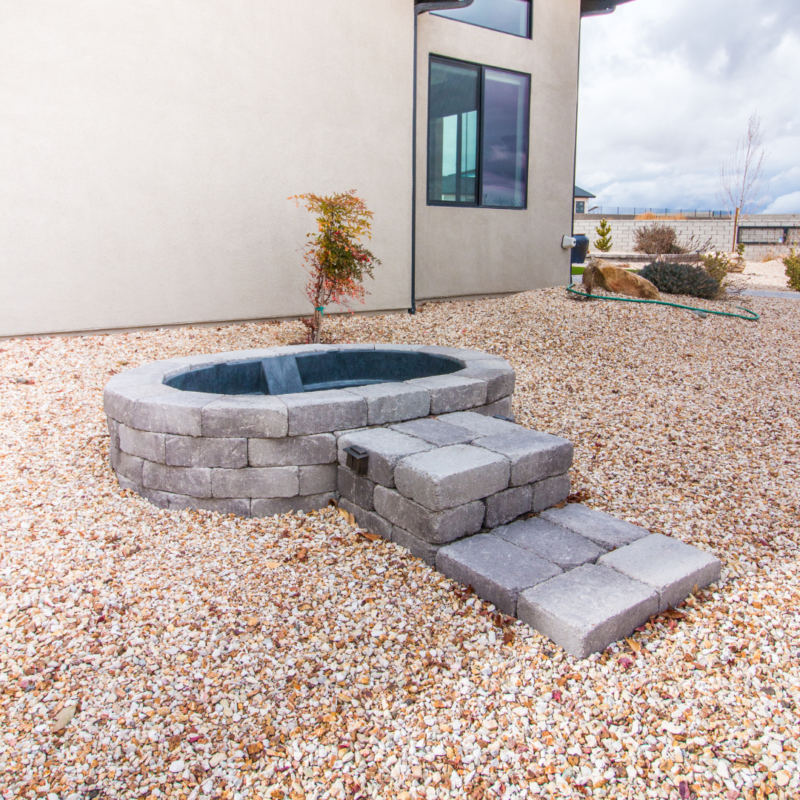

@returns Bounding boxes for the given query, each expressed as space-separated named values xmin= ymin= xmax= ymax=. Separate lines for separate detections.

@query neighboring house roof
xmin=581 ymin=0 xmax=636 ymax=17
xmin=574 ymin=186 xmax=596 ymax=199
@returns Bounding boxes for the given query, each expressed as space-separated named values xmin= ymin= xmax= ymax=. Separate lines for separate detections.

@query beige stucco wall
xmin=0 ymin=0 xmax=414 ymax=337
xmin=415 ymin=0 xmax=580 ymax=299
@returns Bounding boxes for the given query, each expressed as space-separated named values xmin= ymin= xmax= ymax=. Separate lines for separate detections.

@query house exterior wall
xmin=0 ymin=0 xmax=415 ymax=337
xmin=415 ymin=0 xmax=581 ymax=300
xmin=0 ymin=0 xmax=583 ymax=338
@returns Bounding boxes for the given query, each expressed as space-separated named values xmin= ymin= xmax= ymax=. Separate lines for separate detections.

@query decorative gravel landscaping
xmin=1 ymin=287 xmax=798 ymax=799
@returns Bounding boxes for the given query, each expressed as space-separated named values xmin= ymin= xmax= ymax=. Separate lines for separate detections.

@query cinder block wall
xmin=575 ymin=214 xmax=800 ymax=258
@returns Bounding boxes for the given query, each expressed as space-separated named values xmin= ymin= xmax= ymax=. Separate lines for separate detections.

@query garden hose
xmin=566 ymin=284 xmax=760 ymax=322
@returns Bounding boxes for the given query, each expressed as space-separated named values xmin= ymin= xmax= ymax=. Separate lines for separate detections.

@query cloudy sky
xmin=576 ymin=0 xmax=800 ymax=214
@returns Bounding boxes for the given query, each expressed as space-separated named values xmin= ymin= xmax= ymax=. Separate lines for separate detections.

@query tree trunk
xmin=313 ymin=307 xmax=324 ymax=344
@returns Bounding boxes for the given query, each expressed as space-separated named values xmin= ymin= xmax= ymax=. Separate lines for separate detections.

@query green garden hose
xmin=566 ymin=284 xmax=760 ymax=322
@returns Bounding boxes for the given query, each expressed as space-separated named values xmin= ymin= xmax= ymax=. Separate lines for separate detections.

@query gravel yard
xmin=1 ymin=287 xmax=798 ymax=800
xmin=737 ymin=260 xmax=792 ymax=292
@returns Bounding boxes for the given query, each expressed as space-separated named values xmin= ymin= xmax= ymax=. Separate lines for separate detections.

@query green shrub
xmin=639 ymin=262 xmax=721 ymax=300
xmin=785 ymin=248 xmax=800 ymax=291
xmin=700 ymin=251 xmax=734 ymax=285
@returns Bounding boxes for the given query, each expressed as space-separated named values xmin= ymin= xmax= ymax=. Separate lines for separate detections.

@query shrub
xmin=633 ymin=223 xmax=685 ymax=256
xmin=291 ymin=190 xmax=380 ymax=343
xmin=593 ymin=219 xmax=613 ymax=252
xmin=784 ymin=248 xmax=800 ymax=291
xmin=639 ymin=262 xmax=721 ymax=300
xmin=700 ymin=251 xmax=734 ymax=285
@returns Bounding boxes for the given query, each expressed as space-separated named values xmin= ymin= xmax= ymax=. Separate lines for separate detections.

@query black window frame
xmin=431 ymin=0 xmax=533 ymax=39
xmin=427 ymin=54 xmax=531 ymax=211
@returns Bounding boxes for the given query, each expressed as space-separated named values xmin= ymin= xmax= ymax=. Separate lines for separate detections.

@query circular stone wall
xmin=104 ymin=344 xmax=515 ymax=517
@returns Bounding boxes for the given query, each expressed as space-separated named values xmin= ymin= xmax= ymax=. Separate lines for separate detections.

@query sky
xmin=575 ymin=0 xmax=800 ymax=214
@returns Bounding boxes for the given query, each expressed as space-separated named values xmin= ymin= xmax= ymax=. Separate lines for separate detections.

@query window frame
xmin=426 ymin=54 xmax=531 ymax=211
xmin=431 ymin=0 xmax=533 ymax=40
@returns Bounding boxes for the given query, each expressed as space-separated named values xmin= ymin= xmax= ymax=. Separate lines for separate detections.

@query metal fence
xmin=580 ymin=207 xmax=730 ymax=218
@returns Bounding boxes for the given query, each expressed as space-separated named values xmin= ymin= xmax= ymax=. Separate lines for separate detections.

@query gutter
xmin=410 ymin=0 xmax=474 ymax=314
xmin=580 ymin=0 xmax=636 ymax=17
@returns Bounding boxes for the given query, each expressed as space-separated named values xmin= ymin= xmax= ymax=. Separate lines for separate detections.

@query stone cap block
xmin=494 ymin=517 xmax=606 ymax=570
xmin=131 ymin=391 xmax=221 ymax=437
xmin=201 ymin=396 xmax=289 ymax=438
xmin=456 ymin=365 xmax=515 ymax=404
xmin=437 ymin=411 xmax=519 ymax=438
xmin=517 ymin=565 xmax=659 ymax=659
xmin=342 ymin=382 xmax=430 ymax=425
xmin=337 ymin=428 xmax=433 ymax=488
xmin=394 ymin=445 xmax=510 ymax=511
xmin=374 ymin=486 xmax=484 ymax=544
xmin=473 ymin=430 xmax=573 ymax=486
xmin=436 ymin=534 xmax=562 ymax=616
xmin=598 ymin=533 xmax=722 ymax=612
xmin=103 ymin=383 xmax=175 ymax=427
xmin=540 ymin=504 xmax=649 ymax=550
xmin=405 ymin=375 xmax=487 ymax=415
xmin=389 ymin=418 xmax=474 ymax=447
xmin=281 ymin=390 xmax=367 ymax=436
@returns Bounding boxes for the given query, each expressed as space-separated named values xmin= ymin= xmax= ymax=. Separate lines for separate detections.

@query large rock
xmin=583 ymin=259 xmax=660 ymax=300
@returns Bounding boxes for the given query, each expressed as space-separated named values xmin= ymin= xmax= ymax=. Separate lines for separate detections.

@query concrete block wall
xmin=575 ymin=214 xmax=800 ymax=259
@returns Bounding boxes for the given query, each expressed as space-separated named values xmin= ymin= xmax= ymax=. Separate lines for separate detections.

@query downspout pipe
xmin=409 ymin=0 xmax=474 ymax=314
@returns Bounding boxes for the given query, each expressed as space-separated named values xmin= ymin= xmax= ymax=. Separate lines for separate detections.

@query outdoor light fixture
xmin=562 ymin=235 xmax=578 ymax=250
xmin=343 ymin=445 xmax=370 ymax=476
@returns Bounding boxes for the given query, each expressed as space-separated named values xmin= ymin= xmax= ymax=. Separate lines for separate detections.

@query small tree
xmin=784 ymin=248 xmax=800 ymax=291
xmin=291 ymin=191 xmax=381 ymax=343
xmin=593 ymin=219 xmax=613 ymax=253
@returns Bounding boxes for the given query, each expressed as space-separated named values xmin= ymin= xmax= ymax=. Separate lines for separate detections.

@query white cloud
xmin=764 ymin=192 xmax=800 ymax=214
xmin=575 ymin=0 xmax=800 ymax=213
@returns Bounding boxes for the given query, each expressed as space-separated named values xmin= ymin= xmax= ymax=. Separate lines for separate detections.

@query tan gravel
xmin=1 ymin=287 xmax=798 ymax=800
xmin=737 ymin=259 xmax=792 ymax=291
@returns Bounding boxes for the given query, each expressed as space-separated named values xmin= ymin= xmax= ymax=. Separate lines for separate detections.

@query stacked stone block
xmin=336 ymin=413 xmax=574 ymax=565
xmin=105 ymin=345 xmax=515 ymax=518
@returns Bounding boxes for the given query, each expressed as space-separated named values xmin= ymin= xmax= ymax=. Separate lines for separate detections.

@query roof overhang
xmin=581 ymin=0 xmax=636 ymax=17
xmin=415 ymin=0 xmax=474 ymax=15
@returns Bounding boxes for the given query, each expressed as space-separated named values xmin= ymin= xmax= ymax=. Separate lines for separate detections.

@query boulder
xmin=583 ymin=259 xmax=660 ymax=300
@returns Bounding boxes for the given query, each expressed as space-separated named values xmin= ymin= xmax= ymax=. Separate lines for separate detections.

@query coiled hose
xmin=566 ymin=283 xmax=760 ymax=322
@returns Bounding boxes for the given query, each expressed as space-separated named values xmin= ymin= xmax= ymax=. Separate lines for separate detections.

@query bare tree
xmin=719 ymin=112 xmax=769 ymax=250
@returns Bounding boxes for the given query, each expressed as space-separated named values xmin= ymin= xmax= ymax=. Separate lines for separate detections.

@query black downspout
xmin=570 ymin=17 xmax=583 ymax=283
xmin=410 ymin=14 xmax=419 ymax=314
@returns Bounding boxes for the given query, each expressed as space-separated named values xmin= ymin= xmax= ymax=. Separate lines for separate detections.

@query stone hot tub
xmin=104 ymin=344 xmax=515 ymax=517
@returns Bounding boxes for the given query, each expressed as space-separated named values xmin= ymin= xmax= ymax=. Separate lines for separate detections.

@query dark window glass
xmin=427 ymin=57 xmax=530 ymax=209
xmin=576 ymin=201 xmax=585 ymax=214
xmin=432 ymin=0 xmax=530 ymax=38
xmin=427 ymin=60 xmax=480 ymax=205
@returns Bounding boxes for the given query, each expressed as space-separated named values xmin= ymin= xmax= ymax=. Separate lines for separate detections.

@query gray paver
xmin=282 ymin=390 xmax=367 ymax=436
xmin=437 ymin=411 xmax=520 ymax=438
xmin=405 ymin=375 xmax=487 ymax=414
xmin=484 ymin=485 xmax=533 ymax=528
xmin=119 ymin=425 xmax=166 ymax=463
xmin=337 ymin=428 xmax=433 ymax=488
xmin=339 ymin=499 xmax=393 ymax=541
xmin=211 ymin=467 xmax=298 ymax=499
xmin=599 ymin=533 xmax=722 ymax=612
xmin=517 ymin=565 xmax=659 ymax=658
xmin=167 ymin=494 xmax=251 ymax=517
xmin=470 ymin=397 xmax=514 ymax=419
xmin=494 ymin=517 xmax=606 ymax=570
xmin=248 ymin=433 xmax=336 ymax=467
xmin=473 ymin=430 xmax=573 ymax=486
xmin=540 ymin=504 xmax=650 ymax=550
xmin=457 ymin=365 xmax=515 ymax=403
xmin=389 ymin=418 xmax=474 ymax=447
xmin=298 ymin=464 xmax=338 ymax=495
xmin=374 ymin=486 xmax=484 ymax=544
xmin=394 ymin=445 xmax=510 ymax=511
xmin=201 ymin=396 xmax=289 ymax=438
xmin=165 ymin=435 xmax=247 ymax=468
xmin=132 ymin=392 xmax=218 ymax=437
xmin=337 ymin=467 xmax=376 ymax=510
xmin=532 ymin=473 xmax=571 ymax=512
xmin=103 ymin=383 xmax=174 ymax=427
xmin=252 ymin=492 xmax=336 ymax=517
xmin=111 ymin=449 xmax=144 ymax=485
xmin=142 ymin=462 xmax=212 ymax=498
xmin=391 ymin=526 xmax=441 ymax=567
xmin=436 ymin=535 xmax=562 ymax=616
xmin=342 ymin=383 xmax=430 ymax=425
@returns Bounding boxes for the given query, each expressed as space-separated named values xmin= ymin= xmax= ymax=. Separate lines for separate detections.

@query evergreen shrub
xmin=639 ymin=262 xmax=721 ymax=300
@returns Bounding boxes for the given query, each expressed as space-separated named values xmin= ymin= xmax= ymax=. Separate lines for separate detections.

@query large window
xmin=431 ymin=0 xmax=531 ymax=38
xmin=427 ymin=57 xmax=530 ymax=209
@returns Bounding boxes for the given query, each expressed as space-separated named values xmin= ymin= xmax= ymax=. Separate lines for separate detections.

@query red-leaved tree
xmin=290 ymin=191 xmax=380 ymax=343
